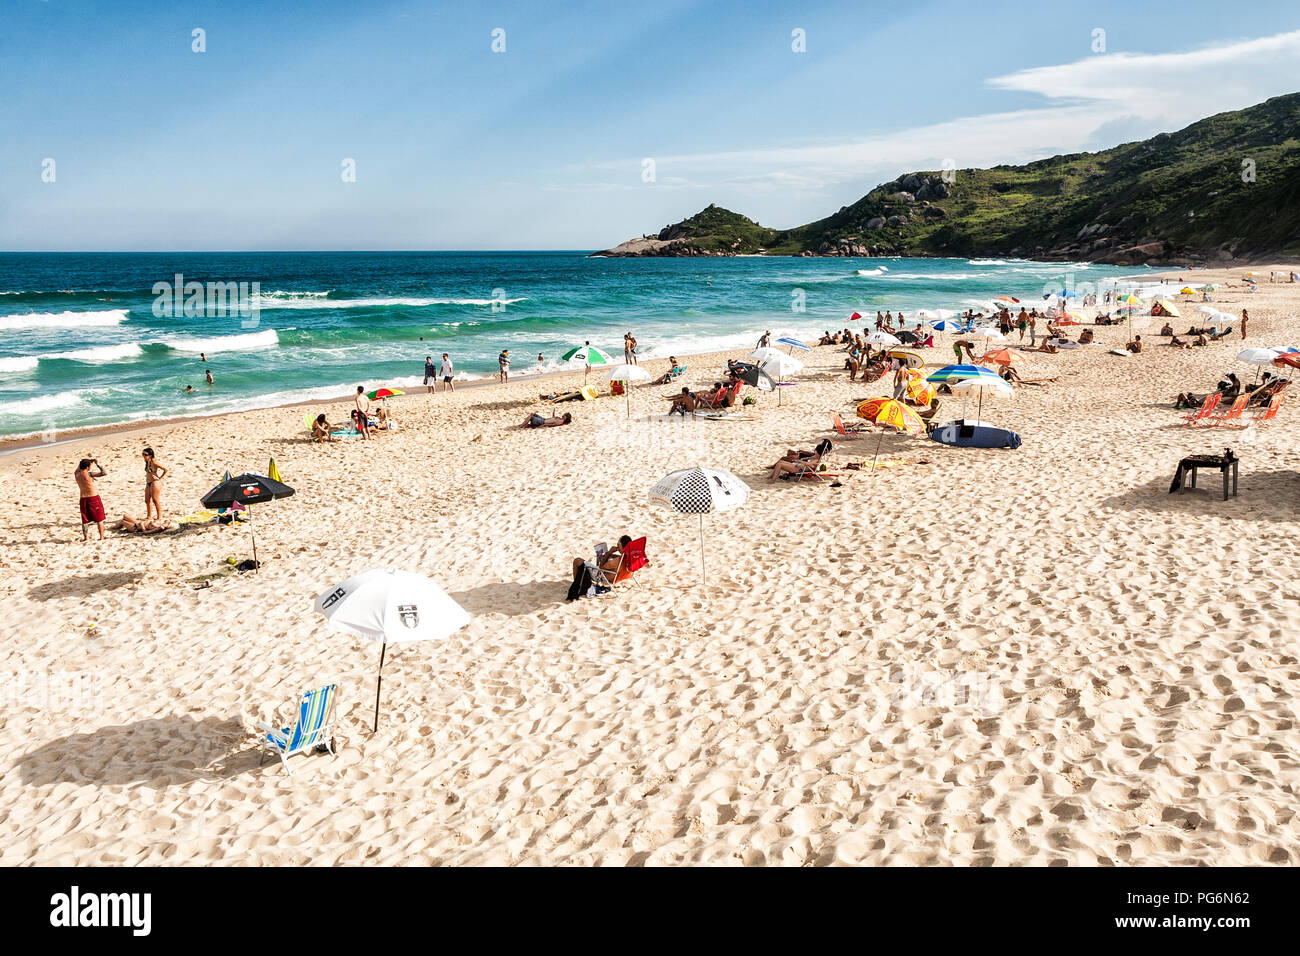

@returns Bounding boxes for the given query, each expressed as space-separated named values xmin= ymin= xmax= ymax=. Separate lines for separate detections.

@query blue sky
xmin=2 ymin=0 xmax=1298 ymax=250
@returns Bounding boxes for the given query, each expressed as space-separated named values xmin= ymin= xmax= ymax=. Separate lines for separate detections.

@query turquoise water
xmin=0 ymin=252 xmax=1142 ymax=438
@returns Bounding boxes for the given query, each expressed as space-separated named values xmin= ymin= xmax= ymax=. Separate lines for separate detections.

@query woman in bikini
xmin=142 ymin=447 xmax=168 ymax=520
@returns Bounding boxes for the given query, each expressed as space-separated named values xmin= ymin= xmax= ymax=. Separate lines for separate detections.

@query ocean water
xmin=0 ymin=252 xmax=1143 ymax=439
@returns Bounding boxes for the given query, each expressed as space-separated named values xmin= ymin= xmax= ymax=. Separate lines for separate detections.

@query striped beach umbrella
xmin=775 ymin=336 xmax=811 ymax=352
xmin=925 ymin=364 xmax=1002 ymax=384
xmin=561 ymin=344 xmax=613 ymax=366
xmin=367 ymin=387 xmax=404 ymax=400
xmin=648 ymin=466 xmax=749 ymax=576
xmin=980 ymin=348 xmax=1026 ymax=368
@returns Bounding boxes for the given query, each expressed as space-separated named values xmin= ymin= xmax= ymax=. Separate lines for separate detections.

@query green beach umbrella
xmin=560 ymin=344 xmax=613 ymax=366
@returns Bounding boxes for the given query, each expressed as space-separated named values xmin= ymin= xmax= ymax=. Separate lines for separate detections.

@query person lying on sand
xmin=113 ymin=514 xmax=174 ymax=534
xmin=1167 ymin=335 xmax=1192 ymax=349
xmin=522 ymin=412 xmax=572 ymax=428
xmin=1030 ymin=339 xmax=1059 ymax=353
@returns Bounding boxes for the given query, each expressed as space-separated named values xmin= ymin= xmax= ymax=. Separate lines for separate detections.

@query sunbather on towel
xmin=522 ymin=412 xmax=572 ymax=428
xmin=540 ymin=389 xmax=586 ymax=403
xmin=113 ymin=514 xmax=174 ymax=534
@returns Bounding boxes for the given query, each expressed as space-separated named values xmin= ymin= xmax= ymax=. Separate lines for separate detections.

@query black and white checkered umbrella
xmin=648 ymin=466 xmax=749 ymax=575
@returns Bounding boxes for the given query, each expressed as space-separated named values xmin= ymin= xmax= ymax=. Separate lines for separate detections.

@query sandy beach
xmin=2 ymin=264 xmax=1298 ymax=866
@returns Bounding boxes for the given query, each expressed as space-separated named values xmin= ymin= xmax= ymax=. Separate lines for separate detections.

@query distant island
xmin=592 ymin=93 xmax=1300 ymax=266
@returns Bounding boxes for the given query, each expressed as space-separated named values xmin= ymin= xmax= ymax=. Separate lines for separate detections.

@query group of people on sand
xmin=311 ymin=387 xmax=397 ymax=442
xmin=1175 ymin=371 xmax=1289 ymax=411
xmin=74 ymin=447 xmax=171 ymax=541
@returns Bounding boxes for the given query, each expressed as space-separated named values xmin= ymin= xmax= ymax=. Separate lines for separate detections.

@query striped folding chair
xmin=258 ymin=684 xmax=339 ymax=775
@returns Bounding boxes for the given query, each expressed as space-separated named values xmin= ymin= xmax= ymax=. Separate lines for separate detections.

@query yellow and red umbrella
xmin=367 ymin=387 xmax=404 ymax=400
xmin=855 ymin=397 xmax=925 ymax=434
xmin=854 ymin=398 xmax=924 ymax=473
xmin=906 ymin=377 xmax=938 ymax=407
xmin=980 ymin=348 xmax=1026 ymax=368
xmin=994 ymin=295 xmax=1020 ymax=305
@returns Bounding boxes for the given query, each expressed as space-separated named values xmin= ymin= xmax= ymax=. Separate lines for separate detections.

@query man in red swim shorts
xmin=75 ymin=457 xmax=108 ymax=541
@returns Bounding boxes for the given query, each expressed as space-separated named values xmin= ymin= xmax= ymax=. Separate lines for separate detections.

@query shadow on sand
xmin=1101 ymin=467 xmax=1300 ymax=518
xmin=450 ymin=579 xmax=571 ymax=617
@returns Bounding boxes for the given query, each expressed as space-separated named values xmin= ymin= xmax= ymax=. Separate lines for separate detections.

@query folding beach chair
xmin=831 ymin=410 xmax=866 ymax=439
xmin=592 ymin=538 xmax=650 ymax=590
xmin=258 ymin=684 xmax=339 ymax=775
xmin=1210 ymin=394 xmax=1248 ymax=426
xmin=1181 ymin=393 xmax=1221 ymax=425
xmin=1252 ymin=394 xmax=1284 ymax=426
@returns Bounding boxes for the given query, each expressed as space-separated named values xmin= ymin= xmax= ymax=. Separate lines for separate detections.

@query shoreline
xmin=2 ymin=262 xmax=1280 ymax=460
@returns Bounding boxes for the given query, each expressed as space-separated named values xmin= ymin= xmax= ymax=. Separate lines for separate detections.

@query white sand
xmin=1 ymin=265 xmax=1298 ymax=865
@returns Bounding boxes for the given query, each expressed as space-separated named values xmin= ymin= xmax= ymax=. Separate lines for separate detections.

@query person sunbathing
xmin=522 ymin=411 xmax=572 ymax=427
xmin=1191 ymin=331 xmax=1209 ymax=346
xmin=540 ymin=389 xmax=588 ymax=402
xmin=650 ymin=357 xmax=685 ymax=385
xmin=113 ymin=514 xmax=173 ymax=534
xmin=666 ymin=387 xmax=697 ymax=416
xmin=1247 ymin=377 xmax=1288 ymax=407
xmin=1167 ymin=335 xmax=1192 ymax=349
xmin=1078 ymin=329 xmax=1094 ymax=344
xmin=566 ymin=534 xmax=633 ymax=600
xmin=1160 ymin=322 xmax=1175 ymax=336
xmin=311 ymin=414 xmax=336 ymax=442
xmin=769 ymin=439 xmax=832 ymax=481
xmin=1030 ymin=339 xmax=1059 ymax=353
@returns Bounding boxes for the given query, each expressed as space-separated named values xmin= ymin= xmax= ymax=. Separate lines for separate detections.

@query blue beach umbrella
xmin=930 ymin=320 xmax=968 ymax=332
xmin=925 ymin=364 xmax=1002 ymax=384
xmin=775 ymin=336 xmax=811 ymax=353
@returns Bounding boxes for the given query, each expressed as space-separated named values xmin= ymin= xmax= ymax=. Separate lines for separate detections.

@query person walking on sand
xmin=1241 ymin=309 xmax=1249 ymax=339
xmin=424 ymin=355 xmax=437 ymax=394
xmin=439 ymin=352 xmax=455 ymax=392
xmin=498 ymin=349 xmax=510 ymax=384
xmin=142 ymin=447 xmax=168 ymax=520
xmin=75 ymin=457 xmax=107 ymax=541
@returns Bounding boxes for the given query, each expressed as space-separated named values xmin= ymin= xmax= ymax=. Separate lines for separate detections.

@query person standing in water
xmin=142 ymin=447 xmax=168 ymax=520
xmin=75 ymin=458 xmax=108 ymax=541
xmin=205 ymin=369 xmax=214 ymax=385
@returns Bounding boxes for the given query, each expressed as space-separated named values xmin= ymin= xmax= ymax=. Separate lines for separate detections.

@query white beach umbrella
xmin=866 ymin=331 xmax=901 ymax=346
xmin=1196 ymin=305 xmax=1218 ymax=315
xmin=749 ymin=346 xmax=801 ymax=369
xmin=606 ymin=363 xmax=650 ymax=416
xmin=756 ymin=353 xmax=804 ymax=405
xmin=775 ymin=336 xmax=811 ymax=352
xmin=1203 ymin=312 xmax=1234 ymax=326
xmin=949 ymin=377 xmax=1013 ymax=423
xmin=969 ymin=327 xmax=1006 ymax=341
xmin=1238 ymin=348 xmax=1280 ymax=365
xmin=648 ymin=466 xmax=749 ymax=576
xmin=314 ymin=569 xmax=470 ymax=732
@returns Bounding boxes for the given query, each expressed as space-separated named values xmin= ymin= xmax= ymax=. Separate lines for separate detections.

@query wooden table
xmin=1177 ymin=454 xmax=1238 ymax=500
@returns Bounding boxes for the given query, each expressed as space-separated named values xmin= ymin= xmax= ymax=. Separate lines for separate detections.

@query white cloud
xmin=577 ymin=30 xmax=1300 ymax=196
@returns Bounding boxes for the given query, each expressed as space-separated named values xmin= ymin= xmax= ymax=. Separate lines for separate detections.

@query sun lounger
xmin=1210 ymin=394 xmax=1248 ymax=425
xmin=831 ymin=410 xmax=866 ymax=439
xmin=1181 ymin=393 xmax=1221 ymax=425
xmin=258 ymin=684 xmax=339 ymax=775
xmin=1252 ymin=394 xmax=1284 ymax=425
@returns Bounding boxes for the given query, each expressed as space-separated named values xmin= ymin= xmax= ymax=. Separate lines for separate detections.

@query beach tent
xmin=1151 ymin=300 xmax=1181 ymax=317
xmin=314 ymin=569 xmax=469 ymax=733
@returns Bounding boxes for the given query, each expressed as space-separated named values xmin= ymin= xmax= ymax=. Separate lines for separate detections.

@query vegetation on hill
xmin=594 ymin=93 xmax=1300 ymax=264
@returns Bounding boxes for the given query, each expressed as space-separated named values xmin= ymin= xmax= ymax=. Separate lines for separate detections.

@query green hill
xmin=593 ymin=93 xmax=1300 ymax=264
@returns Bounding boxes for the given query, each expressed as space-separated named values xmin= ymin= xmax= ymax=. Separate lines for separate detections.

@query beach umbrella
xmin=950 ymin=376 xmax=1014 ymax=423
xmin=969 ymin=327 xmax=1006 ymax=341
xmin=994 ymin=296 xmax=1020 ymax=305
xmin=267 ymin=457 xmax=283 ymax=483
xmin=848 ymin=312 xmax=862 ymax=322
xmin=562 ymin=344 xmax=613 ymax=380
xmin=1203 ymin=312 xmax=1234 ymax=327
xmin=1180 ymin=287 xmax=1198 ymax=295
xmin=1195 ymin=305 xmax=1218 ymax=314
xmin=906 ymin=378 xmax=938 ymax=407
xmin=980 ymin=348 xmax=1026 ymax=368
xmin=314 ymin=569 xmax=470 ymax=733
xmin=930 ymin=320 xmax=967 ymax=332
xmin=749 ymin=347 xmax=801 ymax=368
xmin=1272 ymin=352 xmax=1300 ymax=370
xmin=775 ymin=336 xmax=811 ymax=352
xmin=925 ymin=364 xmax=1002 ymax=384
xmin=1200 ymin=284 xmax=1219 ymax=292
xmin=1238 ymin=347 xmax=1281 ymax=365
xmin=866 ymin=331 xmax=901 ymax=347
xmin=606 ymin=363 xmax=650 ymax=417
xmin=200 ymin=471 xmax=295 ymax=571
xmin=367 ymin=387 xmax=403 ymax=400
xmin=756 ymin=353 xmax=802 ymax=406
xmin=648 ymin=466 xmax=749 ymax=576
xmin=730 ymin=362 xmax=776 ymax=392
xmin=855 ymin=398 xmax=925 ymax=471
